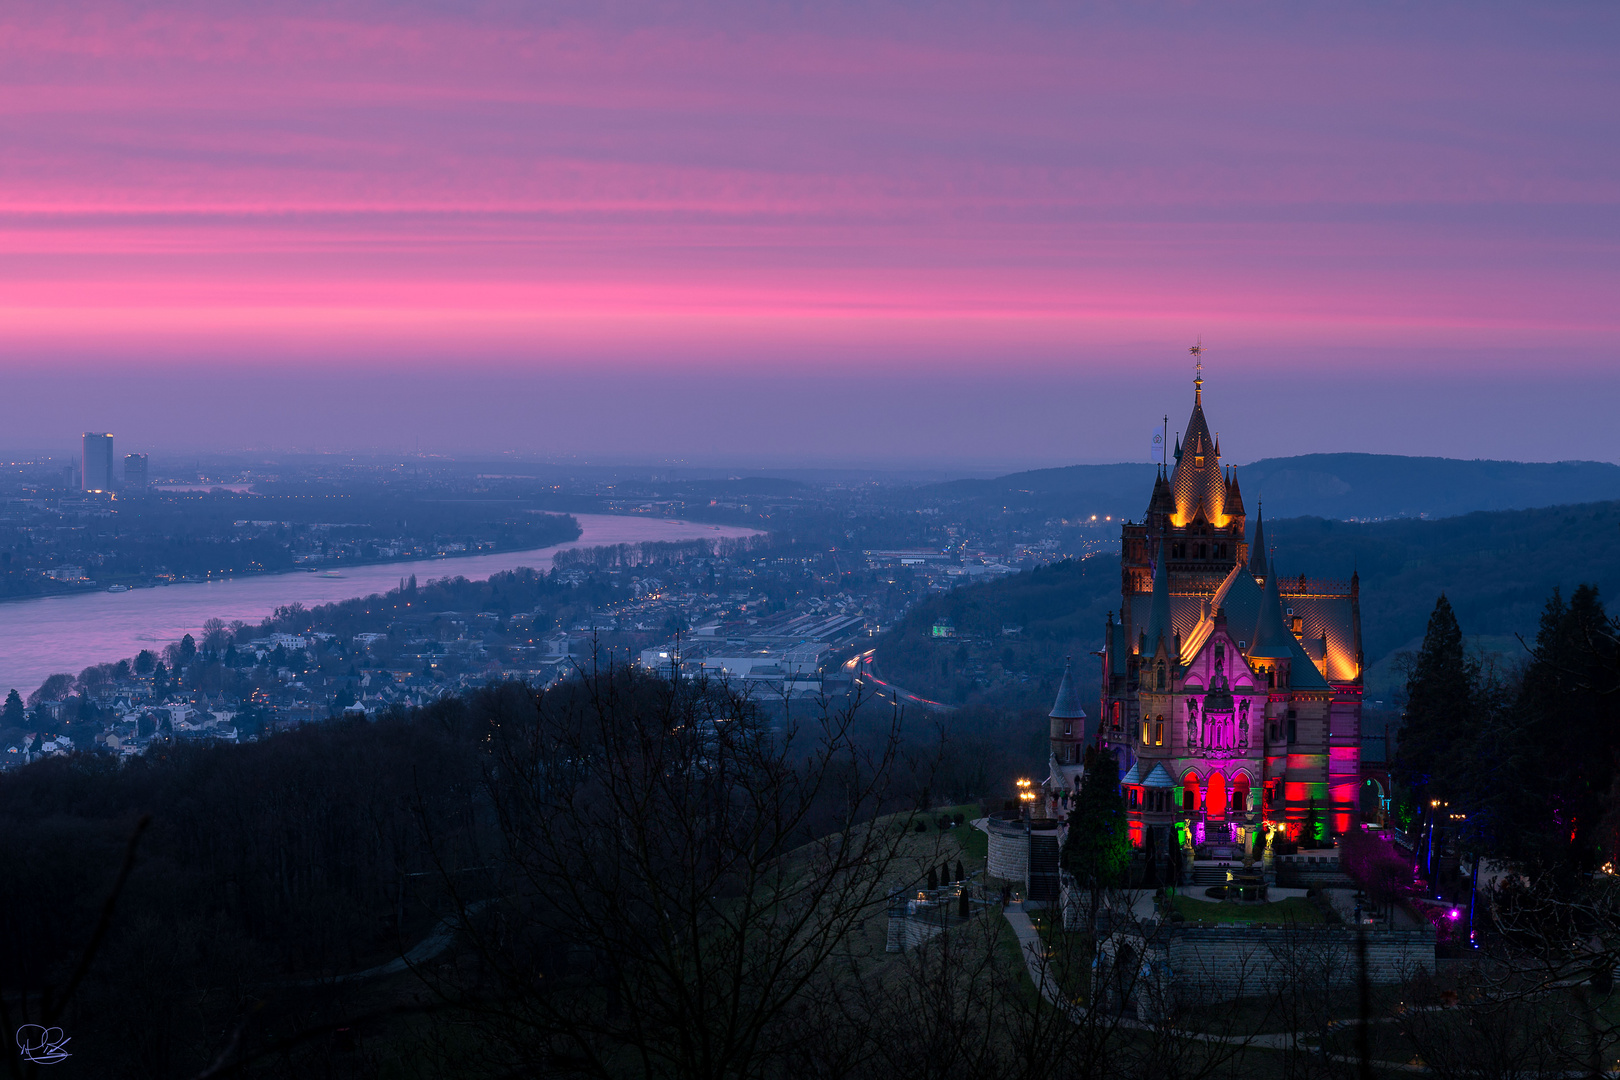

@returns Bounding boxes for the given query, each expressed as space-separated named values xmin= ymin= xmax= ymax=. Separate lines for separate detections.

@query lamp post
xmin=1017 ymin=777 xmax=1037 ymax=821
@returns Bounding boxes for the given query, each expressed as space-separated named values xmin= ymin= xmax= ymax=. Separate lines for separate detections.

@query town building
xmin=1073 ymin=372 xmax=1363 ymax=875
xmin=123 ymin=452 xmax=148 ymax=491
xmin=82 ymin=432 xmax=114 ymax=493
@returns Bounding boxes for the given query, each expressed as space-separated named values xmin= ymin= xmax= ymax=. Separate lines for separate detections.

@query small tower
xmin=1044 ymin=658 xmax=1089 ymax=818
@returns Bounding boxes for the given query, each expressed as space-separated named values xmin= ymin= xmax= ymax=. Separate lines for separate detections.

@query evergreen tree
xmin=1061 ymin=750 xmax=1131 ymax=933
xmin=1 ymin=688 xmax=24 ymax=728
xmin=1394 ymin=594 xmax=1477 ymax=806
xmin=926 ymin=867 xmax=938 ymax=890
xmin=1472 ymin=586 xmax=1620 ymax=877
xmin=954 ymin=860 xmax=964 ymax=884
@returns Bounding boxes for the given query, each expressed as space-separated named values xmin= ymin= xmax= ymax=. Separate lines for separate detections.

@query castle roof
xmin=1142 ymin=763 xmax=1176 ymax=789
xmin=1119 ymin=761 xmax=1143 ymax=785
xmin=1249 ymin=557 xmax=1296 ymax=661
xmin=1131 ymin=558 xmax=1349 ymax=688
xmin=1049 ymin=658 xmax=1087 ymax=720
xmin=1167 ymin=375 xmax=1229 ymax=527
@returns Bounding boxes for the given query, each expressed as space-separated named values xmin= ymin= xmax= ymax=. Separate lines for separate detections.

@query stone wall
xmin=986 ymin=817 xmax=1029 ymax=882
xmin=1095 ymin=923 xmax=1435 ymax=1016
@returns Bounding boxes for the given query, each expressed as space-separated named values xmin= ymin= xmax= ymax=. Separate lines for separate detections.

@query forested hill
xmin=918 ymin=454 xmax=1620 ymax=522
xmin=872 ymin=499 xmax=1620 ymax=710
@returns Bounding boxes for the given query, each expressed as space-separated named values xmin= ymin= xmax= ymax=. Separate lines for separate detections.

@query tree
xmin=178 ymin=633 xmax=197 ymax=667
xmin=27 ymin=673 xmax=74 ymax=709
xmin=1468 ymin=586 xmax=1620 ymax=878
xmin=436 ymin=667 xmax=912 ymax=1078
xmin=133 ymin=649 xmax=156 ymax=676
xmin=1 ymin=689 xmax=24 ymax=728
xmin=1394 ymin=594 xmax=1477 ymax=806
xmin=1061 ymin=750 xmax=1131 ymax=933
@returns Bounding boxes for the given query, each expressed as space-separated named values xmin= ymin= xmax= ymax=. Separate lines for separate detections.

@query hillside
xmin=915 ymin=454 xmax=1620 ymax=523
xmin=874 ymin=499 xmax=1620 ymax=709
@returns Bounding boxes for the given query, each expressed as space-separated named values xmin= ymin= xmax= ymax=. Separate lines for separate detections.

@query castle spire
xmin=1249 ymin=555 xmax=1294 ymax=660
xmin=1049 ymin=657 xmax=1086 ymax=721
xmin=1249 ymin=503 xmax=1267 ymax=578
xmin=1191 ymin=339 xmax=1203 ymax=406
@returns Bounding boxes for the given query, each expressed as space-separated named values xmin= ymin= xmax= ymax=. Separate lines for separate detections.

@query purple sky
xmin=2 ymin=2 xmax=1616 ymax=467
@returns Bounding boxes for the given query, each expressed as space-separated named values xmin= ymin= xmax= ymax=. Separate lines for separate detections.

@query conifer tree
xmin=1061 ymin=750 xmax=1131 ymax=933
xmin=1476 ymin=586 xmax=1620 ymax=876
xmin=1394 ymin=594 xmax=1477 ymax=807
xmin=1 ymin=688 xmax=24 ymax=728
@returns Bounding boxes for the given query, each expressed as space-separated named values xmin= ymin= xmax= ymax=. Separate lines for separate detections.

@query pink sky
xmin=2 ymin=2 xmax=1616 ymax=466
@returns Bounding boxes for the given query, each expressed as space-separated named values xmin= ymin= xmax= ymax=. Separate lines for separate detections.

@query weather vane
xmin=1190 ymin=338 xmax=1203 ymax=381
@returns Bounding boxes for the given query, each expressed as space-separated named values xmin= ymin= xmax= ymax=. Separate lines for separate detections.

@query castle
xmin=1044 ymin=370 xmax=1364 ymax=874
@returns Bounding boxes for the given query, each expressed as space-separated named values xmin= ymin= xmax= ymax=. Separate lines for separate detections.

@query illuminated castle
xmin=1063 ymin=368 xmax=1364 ymax=867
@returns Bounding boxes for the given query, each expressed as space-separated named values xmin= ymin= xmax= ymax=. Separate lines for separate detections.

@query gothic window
xmin=1062 ymin=720 xmax=1071 ymax=735
xmin=1142 ymin=718 xmax=1150 ymax=745
xmin=1154 ymin=717 xmax=1163 ymax=746
xmin=1112 ymin=701 xmax=1121 ymax=728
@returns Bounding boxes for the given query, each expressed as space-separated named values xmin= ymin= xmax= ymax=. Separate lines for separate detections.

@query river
xmin=0 ymin=514 xmax=758 ymax=695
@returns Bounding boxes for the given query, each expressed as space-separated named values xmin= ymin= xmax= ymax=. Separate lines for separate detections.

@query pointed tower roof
xmin=1146 ymin=465 xmax=1175 ymax=522
xmin=1119 ymin=761 xmax=1143 ymax=786
xmin=1167 ymin=368 xmax=1226 ymax=526
xmin=1049 ymin=657 xmax=1087 ymax=720
xmin=1249 ymin=555 xmax=1295 ymax=660
xmin=1248 ymin=504 xmax=1268 ymax=578
xmin=1143 ymin=539 xmax=1172 ymax=655
xmin=1225 ymin=467 xmax=1246 ymax=517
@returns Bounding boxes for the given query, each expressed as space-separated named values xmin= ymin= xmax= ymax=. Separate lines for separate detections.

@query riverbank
xmin=0 ymin=515 xmax=760 ymax=695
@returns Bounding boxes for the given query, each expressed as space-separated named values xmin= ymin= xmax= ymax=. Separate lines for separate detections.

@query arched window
xmin=1154 ymin=715 xmax=1164 ymax=746
xmin=1205 ymin=772 xmax=1227 ymax=816
xmin=1182 ymin=776 xmax=1199 ymax=813
xmin=1232 ymin=774 xmax=1251 ymax=814
xmin=1141 ymin=718 xmax=1150 ymax=745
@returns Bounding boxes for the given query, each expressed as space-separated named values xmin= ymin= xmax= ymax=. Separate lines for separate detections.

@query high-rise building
xmin=123 ymin=453 xmax=149 ymax=491
xmin=1048 ymin=369 xmax=1364 ymax=873
xmin=82 ymin=433 xmax=114 ymax=493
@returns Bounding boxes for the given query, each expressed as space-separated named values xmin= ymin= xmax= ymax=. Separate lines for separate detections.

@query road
xmin=846 ymin=649 xmax=954 ymax=713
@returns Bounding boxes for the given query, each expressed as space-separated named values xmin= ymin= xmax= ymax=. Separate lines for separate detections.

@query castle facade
xmin=1045 ymin=373 xmax=1364 ymax=868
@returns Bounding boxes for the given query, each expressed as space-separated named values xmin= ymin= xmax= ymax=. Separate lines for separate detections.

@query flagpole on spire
xmin=1190 ymin=338 xmax=1204 ymax=405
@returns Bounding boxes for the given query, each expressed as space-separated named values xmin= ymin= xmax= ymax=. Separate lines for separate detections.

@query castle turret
xmin=1043 ymin=657 xmax=1089 ymax=815
xmin=1249 ymin=556 xmax=1294 ymax=674
xmin=1049 ymin=657 xmax=1087 ymax=766
xmin=1248 ymin=504 xmax=1268 ymax=579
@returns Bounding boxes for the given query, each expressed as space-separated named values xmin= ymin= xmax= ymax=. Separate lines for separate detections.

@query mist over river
xmin=0 ymin=514 xmax=757 ymax=696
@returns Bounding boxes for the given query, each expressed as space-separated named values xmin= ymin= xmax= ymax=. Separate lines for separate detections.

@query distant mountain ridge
xmin=925 ymin=453 xmax=1620 ymax=522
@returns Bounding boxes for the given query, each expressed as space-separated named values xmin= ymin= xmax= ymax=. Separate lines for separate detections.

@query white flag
xmin=1151 ymin=425 xmax=1165 ymax=463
